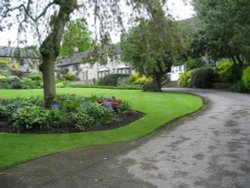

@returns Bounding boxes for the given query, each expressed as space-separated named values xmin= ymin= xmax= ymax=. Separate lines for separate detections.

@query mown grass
xmin=0 ymin=88 xmax=203 ymax=169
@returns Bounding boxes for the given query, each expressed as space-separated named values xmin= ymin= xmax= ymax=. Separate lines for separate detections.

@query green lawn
xmin=0 ymin=88 xmax=203 ymax=169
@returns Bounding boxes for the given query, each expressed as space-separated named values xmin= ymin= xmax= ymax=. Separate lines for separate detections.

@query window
xmin=117 ymin=68 xmax=131 ymax=75
xmin=73 ymin=64 xmax=80 ymax=71
xmin=85 ymin=71 xmax=88 ymax=80
xmin=98 ymin=70 xmax=110 ymax=78
xmin=178 ymin=66 xmax=182 ymax=72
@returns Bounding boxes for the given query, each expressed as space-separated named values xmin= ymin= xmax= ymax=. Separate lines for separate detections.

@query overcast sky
xmin=0 ymin=0 xmax=195 ymax=47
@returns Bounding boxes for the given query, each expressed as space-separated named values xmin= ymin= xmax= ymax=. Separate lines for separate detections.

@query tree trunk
xmin=153 ymin=73 xmax=162 ymax=92
xmin=236 ymin=54 xmax=244 ymax=78
xmin=38 ymin=0 xmax=77 ymax=108
xmin=230 ymin=53 xmax=244 ymax=81
xmin=41 ymin=57 xmax=56 ymax=108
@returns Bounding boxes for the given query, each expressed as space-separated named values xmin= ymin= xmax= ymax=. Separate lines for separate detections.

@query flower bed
xmin=0 ymin=94 xmax=139 ymax=133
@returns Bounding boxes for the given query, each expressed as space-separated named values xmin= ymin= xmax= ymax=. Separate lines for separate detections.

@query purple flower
xmin=103 ymin=100 xmax=113 ymax=110
xmin=51 ymin=104 xmax=59 ymax=109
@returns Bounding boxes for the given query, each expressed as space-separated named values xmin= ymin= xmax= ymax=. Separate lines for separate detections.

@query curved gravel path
xmin=1 ymin=89 xmax=250 ymax=188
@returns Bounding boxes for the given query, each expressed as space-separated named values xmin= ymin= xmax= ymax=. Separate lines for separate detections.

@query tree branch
xmin=35 ymin=2 xmax=55 ymax=22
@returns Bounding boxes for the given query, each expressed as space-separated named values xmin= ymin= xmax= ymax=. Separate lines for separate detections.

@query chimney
xmin=74 ymin=47 xmax=79 ymax=53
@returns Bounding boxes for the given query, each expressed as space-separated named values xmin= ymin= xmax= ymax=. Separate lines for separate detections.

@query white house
xmin=168 ymin=64 xmax=186 ymax=81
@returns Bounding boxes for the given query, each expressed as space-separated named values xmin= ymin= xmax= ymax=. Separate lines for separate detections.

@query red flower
xmin=117 ymin=100 xmax=123 ymax=105
xmin=111 ymin=100 xmax=123 ymax=106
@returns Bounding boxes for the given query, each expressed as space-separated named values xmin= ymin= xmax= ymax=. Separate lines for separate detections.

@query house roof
xmin=0 ymin=46 xmax=40 ymax=59
xmin=56 ymin=44 xmax=121 ymax=67
xmin=57 ymin=51 xmax=93 ymax=67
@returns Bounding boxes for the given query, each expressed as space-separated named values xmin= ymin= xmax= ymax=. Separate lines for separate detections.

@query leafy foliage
xmin=128 ymin=72 xmax=153 ymax=85
xmin=190 ymin=67 xmax=215 ymax=88
xmin=98 ymin=74 xmax=129 ymax=86
xmin=192 ymin=0 xmax=250 ymax=79
xmin=215 ymin=60 xmax=237 ymax=83
xmin=179 ymin=70 xmax=193 ymax=88
xmin=121 ymin=2 xmax=186 ymax=91
xmin=242 ymin=66 xmax=250 ymax=91
xmin=60 ymin=20 xmax=94 ymax=57
xmin=187 ymin=58 xmax=206 ymax=71
xmin=229 ymin=81 xmax=247 ymax=93
xmin=12 ymin=106 xmax=49 ymax=133
xmin=63 ymin=73 xmax=75 ymax=81
xmin=0 ymin=94 xmax=130 ymax=133
xmin=21 ymin=74 xmax=43 ymax=89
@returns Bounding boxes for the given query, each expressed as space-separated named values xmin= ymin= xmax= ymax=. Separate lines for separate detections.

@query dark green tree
xmin=192 ymin=0 xmax=250 ymax=80
xmin=60 ymin=20 xmax=94 ymax=57
xmin=121 ymin=2 xmax=184 ymax=91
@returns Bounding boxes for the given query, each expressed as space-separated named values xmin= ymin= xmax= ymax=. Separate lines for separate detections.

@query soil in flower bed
xmin=0 ymin=110 xmax=144 ymax=134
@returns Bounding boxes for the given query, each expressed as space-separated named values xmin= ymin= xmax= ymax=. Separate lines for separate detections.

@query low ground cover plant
xmin=0 ymin=94 xmax=131 ymax=133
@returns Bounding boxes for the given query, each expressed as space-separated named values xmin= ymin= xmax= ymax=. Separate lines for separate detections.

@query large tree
xmin=0 ymin=0 xmax=171 ymax=105
xmin=1 ymin=0 xmax=77 ymax=108
xmin=192 ymin=0 xmax=250 ymax=80
xmin=121 ymin=2 xmax=185 ymax=91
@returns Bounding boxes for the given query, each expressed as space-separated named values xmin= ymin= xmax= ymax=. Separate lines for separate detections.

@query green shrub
xmin=6 ymin=75 xmax=20 ymax=83
xmin=242 ymin=66 xmax=250 ymax=91
xmin=86 ymin=103 xmax=114 ymax=125
xmin=2 ymin=97 xmax=43 ymax=119
xmin=191 ymin=67 xmax=215 ymax=88
xmin=215 ymin=60 xmax=236 ymax=82
xmin=3 ymin=76 xmax=21 ymax=89
xmin=70 ymin=109 xmax=94 ymax=131
xmin=12 ymin=106 xmax=49 ymax=133
xmin=47 ymin=109 xmax=69 ymax=129
xmin=229 ymin=81 xmax=247 ymax=93
xmin=11 ymin=81 xmax=22 ymax=89
xmin=127 ymin=75 xmax=135 ymax=83
xmin=61 ymin=100 xmax=82 ymax=113
xmin=64 ymin=73 xmax=75 ymax=81
xmin=57 ymin=93 xmax=83 ymax=105
xmin=0 ymin=75 xmax=7 ymax=83
xmin=1 ymin=94 xmax=130 ymax=133
xmin=129 ymin=72 xmax=152 ymax=85
xmin=98 ymin=74 xmax=128 ymax=86
xmin=0 ymin=105 xmax=7 ymax=119
xmin=20 ymin=73 xmax=43 ymax=89
xmin=28 ymin=73 xmax=42 ymax=81
xmin=135 ymin=76 xmax=152 ymax=85
xmin=179 ymin=70 xmax=193 ymax=88
xmin=187 ymin=58 xmax=207 ymax=71
xmin=142 ymin=83 xmax=157 ymax=92
xmin=56 ymin=81 xmax=66 ymax=88
xmin=21 ymin=78 xmax=41 ymax=89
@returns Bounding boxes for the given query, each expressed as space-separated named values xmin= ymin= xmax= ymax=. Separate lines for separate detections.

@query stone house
xmin=0 ymin=46 xmax=40 ymax=74
xmin=56 ymin=49 xmax=131 ymax=84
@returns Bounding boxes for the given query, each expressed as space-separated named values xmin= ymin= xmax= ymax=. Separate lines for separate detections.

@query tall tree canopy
xmin=192 ymin=0 xmax=250 ymax=79
xmin=0 ymin=0 xmax=170 ymax=107
xmin=59 ymin=19 xmax=94 ymax=57
xmin=121 ymin=1 xmax=185 ymax=91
